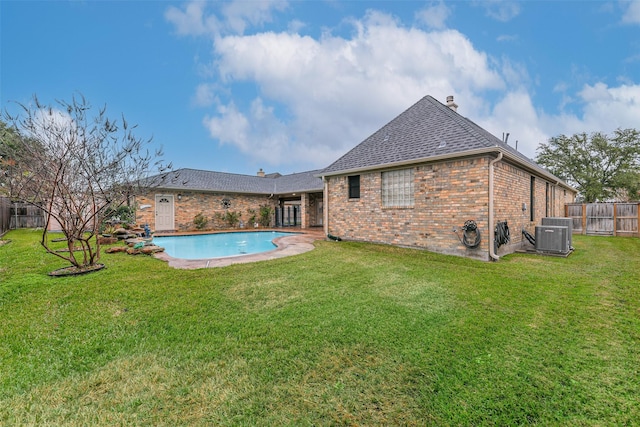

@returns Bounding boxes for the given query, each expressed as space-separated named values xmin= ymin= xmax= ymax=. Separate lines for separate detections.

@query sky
xmin=2 ymin=1 xmax=640 ymax=176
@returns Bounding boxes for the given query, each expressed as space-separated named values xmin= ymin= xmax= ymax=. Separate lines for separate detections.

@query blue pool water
xmin=152 ymin=231 xmax=296 ymax=260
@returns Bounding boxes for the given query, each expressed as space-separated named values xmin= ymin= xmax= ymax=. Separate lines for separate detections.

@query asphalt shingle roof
xmin=321 ymin=95 xmax=543 ymax=175
xmin=147 ymin=168 xmax=323 ymax=195
xmin=145 ymin=95 xmax=568 ymax=194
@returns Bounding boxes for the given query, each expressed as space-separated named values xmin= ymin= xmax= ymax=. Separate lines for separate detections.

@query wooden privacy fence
xmin=566 ymin=203 xmax=639 ymax=237
xmin=0 ymin=200 xmax=47 ymax=231
xmin=0 ymin=197 xmax=10 ymax=236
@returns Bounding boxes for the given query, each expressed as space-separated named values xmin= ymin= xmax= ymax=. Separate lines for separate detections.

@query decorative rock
xmin=141 ymin=245 xmax=164 ymax=254
xmin=114 ymin=228 xmax=128 ymax=235
xmin=107 ymin=242 xmax=164 ymax=255
xmin=126 ymin=237 xmax=154 ymax=247
xmin=98 ymin=237 xmax=118 ymax=245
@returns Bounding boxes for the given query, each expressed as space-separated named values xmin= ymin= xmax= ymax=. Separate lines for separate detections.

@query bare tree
xmin=1 ymin=94 xmax=173 ymax=273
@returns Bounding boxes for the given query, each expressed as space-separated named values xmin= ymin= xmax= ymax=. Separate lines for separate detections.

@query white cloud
xmin=288 ymin=19 xmax=306 ymax=33
xmin=165 ymin=1 xmax=219 ymax=36
xmin=165 ymin=0 xmax=288 ymax=36
xmin=204 ymin=11 xmax=505 ymax=166
xmin=577 ymin=82 xmax=640 ymax=131
xmin=496 ymin=34 xmax=517 ymax=43
xmin=203 ymin=102 xmax=250 ymax=151
xmin=416 ymin=1 xmax=451 ymax=30
xmin=476 ymin=91 xmax=547 ymax=158
xmin=480 ymin=83 xmax=640 ymax=160
xmin=481 ymin=0 xmax=521 ymax=22
xmin=222 ymin=0 xmax=288 ymax=34
xmin=192 ymin=83 xmax=219 ymax=107
xmin=167 ymin=2 xmax=640 ymax=171
xmin=499 ymin=57 xmax=530 ymax=87
xmin=470 ymin=79 xmax=640 ymax=161
xmin=622 ymin=0 xmax=640 ymax=24
xmin=203 ymin=98 xmax=299 ymax=166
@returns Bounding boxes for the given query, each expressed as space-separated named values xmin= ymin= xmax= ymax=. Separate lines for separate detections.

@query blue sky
xmin=2 ymin=1 xmax=639 ymax=176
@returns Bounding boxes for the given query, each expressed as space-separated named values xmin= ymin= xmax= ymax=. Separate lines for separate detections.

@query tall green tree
xmin=0 ymin=120 xmax=25 ymax=195
xmin=536 ymin=129 xmax=640 ymax=202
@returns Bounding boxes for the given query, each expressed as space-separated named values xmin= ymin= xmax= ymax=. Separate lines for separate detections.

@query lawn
xmin=1 ymin=229 xmax=639 ymax=425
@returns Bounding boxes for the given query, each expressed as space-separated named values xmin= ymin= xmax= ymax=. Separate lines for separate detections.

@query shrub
xmin=101 ymin=204 xmax=136 ymax=233
xmin=214 ymin=211 xmax=242 ymax=228
xmin=193 ymin=212 xmax=208 ymax=230
xmin=247 ymin=209 xmax=257 ymax=227
xmin=259 ymin=205 xmax=273 ymax=227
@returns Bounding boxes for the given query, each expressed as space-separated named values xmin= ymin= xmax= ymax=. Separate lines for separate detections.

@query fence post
xmin=581 ymin=204 xmax=587 ymax=235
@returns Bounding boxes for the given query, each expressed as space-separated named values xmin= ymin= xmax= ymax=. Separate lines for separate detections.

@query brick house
xmin=137 ymin=94 xmax=575 ymax=261
xmin=135 ymin=169 xmax=324 ymax=232
xmin=318 ymin=95 xmax=576 ymax=261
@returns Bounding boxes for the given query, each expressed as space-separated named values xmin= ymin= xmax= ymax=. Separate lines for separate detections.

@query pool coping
xmin=152 ymin=228 xmax=325 ymax=269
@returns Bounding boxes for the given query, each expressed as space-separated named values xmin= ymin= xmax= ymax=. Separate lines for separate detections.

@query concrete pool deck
xmin=152 ymin=228 xmax=325 ymax=269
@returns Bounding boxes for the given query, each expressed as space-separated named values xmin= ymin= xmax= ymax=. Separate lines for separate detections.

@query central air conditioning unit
xmin=535 ymin=225 xmax=570 ymax=254
xmin=541 ymin=217 xmax=573 ymax=248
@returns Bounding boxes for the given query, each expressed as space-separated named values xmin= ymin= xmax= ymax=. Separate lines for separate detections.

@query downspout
xmin=323 ymin=176 xmax=329 ymax=237
xmin=489 ymin=152 xmax=503 ymax=261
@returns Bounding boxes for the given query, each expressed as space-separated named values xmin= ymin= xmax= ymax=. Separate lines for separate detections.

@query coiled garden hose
xmin=455 ymin=220 xmax=481 ymax=249
xmin=494 ymin=221 xmax=510 ymax=251
xmin=522 ymin=229 xmax=535 ymax=245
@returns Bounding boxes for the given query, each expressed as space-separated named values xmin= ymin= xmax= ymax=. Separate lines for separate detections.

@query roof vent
xmin=438 ymin=140 xmax=447 ymax=149
xmin=446 ymin=95 xmax=458 ymax=112
xmin=257 ymin=168 xmax=265 ymax=177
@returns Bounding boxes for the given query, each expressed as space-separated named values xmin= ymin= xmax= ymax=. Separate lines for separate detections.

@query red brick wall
xmin=493 ymin=161 xmax=532 ymax=255
xmin=493 ymin=161 xmax=575 ymax=255
xmin=326 ymin=156 xmax=577 ymax=260
xmin=135 ymin=191 xmax=278 ymax=232
xmin=300 ymin=192 xmax=323 ymax=228
xmin=327 ymin=157 xmax=491 ymax=260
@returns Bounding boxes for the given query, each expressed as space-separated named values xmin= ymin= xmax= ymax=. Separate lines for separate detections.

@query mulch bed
xmin=48 ymin=263 xmax=106 ymax=277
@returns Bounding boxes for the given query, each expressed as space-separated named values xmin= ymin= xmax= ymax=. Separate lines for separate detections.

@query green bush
xmin=193 ymin=212 xmax=208 ymax=230
xmin=101 ymin=204 xmax=136 ymax=232
xmin=247 ymin=209 xmax=257 ymax=227
xmin=214 ymin=211 xmax=242 ymax=228
xmin=258 ymin=205 xmax=273 ymax=227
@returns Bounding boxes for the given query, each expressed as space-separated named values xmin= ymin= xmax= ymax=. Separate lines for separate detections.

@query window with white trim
xmin=382 ymin=168 xmax=414 ymax=207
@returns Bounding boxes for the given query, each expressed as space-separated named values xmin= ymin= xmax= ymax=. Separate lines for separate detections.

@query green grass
xmin=1 ymin=229 xmax=639 ymax=425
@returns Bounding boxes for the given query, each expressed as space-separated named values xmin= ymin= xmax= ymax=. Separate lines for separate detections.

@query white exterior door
xmin=155 ymin=195 xmax=174 ymax=231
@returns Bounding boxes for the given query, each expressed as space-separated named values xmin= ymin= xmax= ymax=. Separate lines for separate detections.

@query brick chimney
xmin=446 ymin=95 xmax=458 ymax=112
xmin=257 ymin=168 xmax=265 ymax=177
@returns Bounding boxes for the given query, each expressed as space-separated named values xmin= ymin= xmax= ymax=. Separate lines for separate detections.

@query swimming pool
xmin=152 ymin=231 xmax=297 ymax=260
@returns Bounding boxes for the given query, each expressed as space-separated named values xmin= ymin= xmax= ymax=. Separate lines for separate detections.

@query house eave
xmin=499 ymin=150 xmax=578 ymax=192
xmin=318 ymin=147 xmax=498 ymax=177
xmin=319 ymin=147 xmax=577 ymax=192
xmin=141 ymin=186 xmax=324 ymax=197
